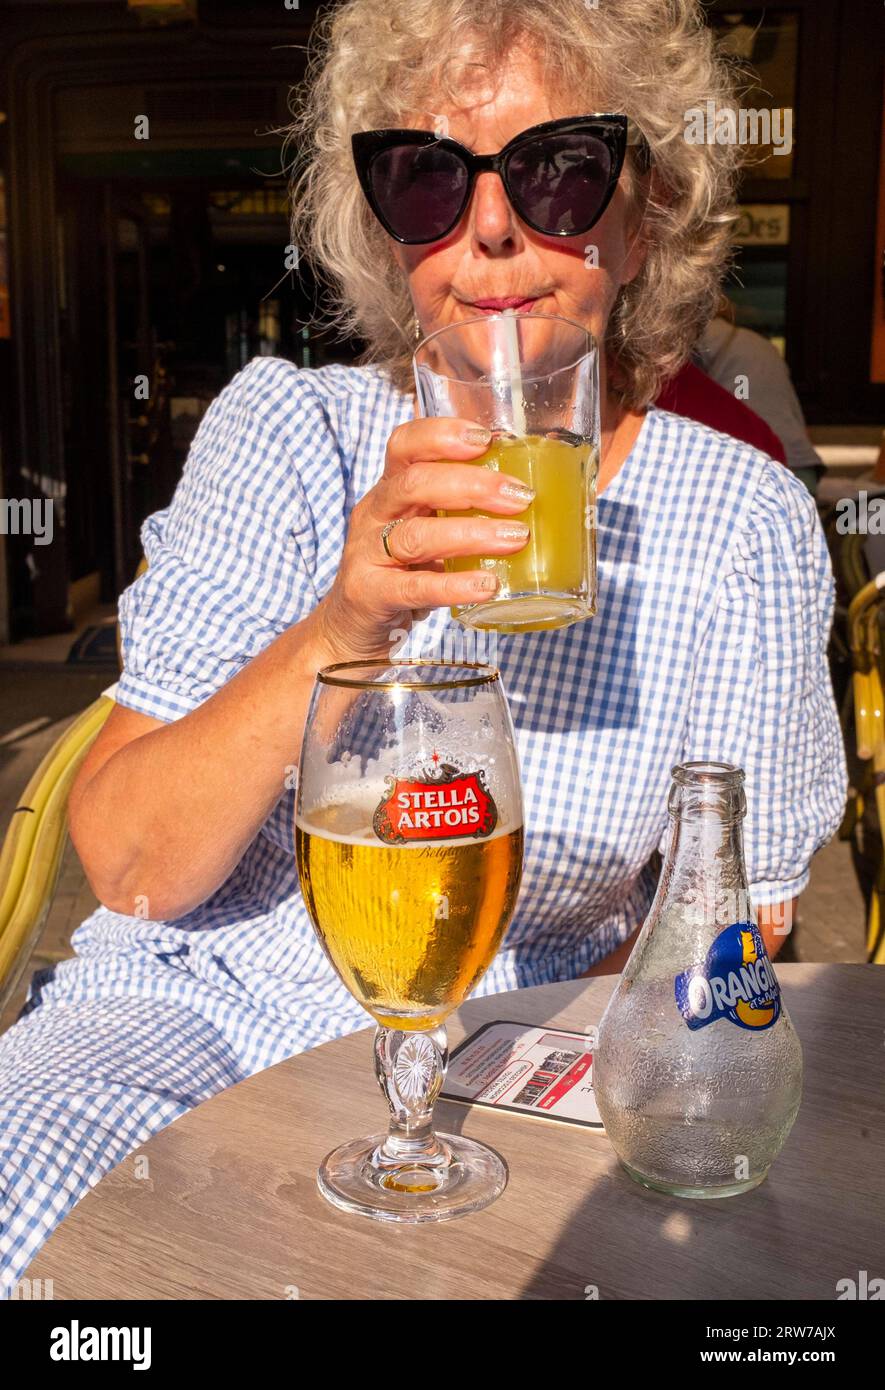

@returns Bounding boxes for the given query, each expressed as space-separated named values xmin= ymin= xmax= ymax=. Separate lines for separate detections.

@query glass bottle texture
xmin=592 ymin=762 xmax=803 ymax=1198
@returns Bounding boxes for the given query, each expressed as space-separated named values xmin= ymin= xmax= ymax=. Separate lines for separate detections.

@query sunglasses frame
xmin=351 ymin=113 xmax=650 ymax=246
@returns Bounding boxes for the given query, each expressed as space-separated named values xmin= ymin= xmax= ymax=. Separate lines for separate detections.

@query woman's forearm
xmin=69 ymin=600 xmax=342 ymax=922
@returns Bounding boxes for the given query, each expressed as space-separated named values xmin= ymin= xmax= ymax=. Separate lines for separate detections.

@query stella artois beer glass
xmin=413 ymin=312 xmax=599 ymax=633
xmin=296 ymin=660 xmax=524 ymax=1221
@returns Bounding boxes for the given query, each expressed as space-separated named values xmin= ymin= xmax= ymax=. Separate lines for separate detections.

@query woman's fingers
xmin=316 ymin=416 xmax=533 ymax=655
xmin=381 ymin=513 xmax=530 ymax=567
xmin=381 ymin=566 xmax=502 ymax=613
xmin=382 ymin=417 xmax=493 ymax=478
xmin=380 ymin=459 xmax=535 ymax=519
xmin=375 ymin=415 xmax=535 ymax=524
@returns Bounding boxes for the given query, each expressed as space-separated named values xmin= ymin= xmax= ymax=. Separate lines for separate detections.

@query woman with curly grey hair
xmin=0 ymin=0 xmax=844 ymax=1288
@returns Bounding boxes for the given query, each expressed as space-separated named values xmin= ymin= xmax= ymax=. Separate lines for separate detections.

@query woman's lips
xmin=468 ymin=296 xmax=543 ymax=312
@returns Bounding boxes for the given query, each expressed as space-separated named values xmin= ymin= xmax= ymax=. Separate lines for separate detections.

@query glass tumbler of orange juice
xmin=413 ymin=312 xmax=599 ymax=633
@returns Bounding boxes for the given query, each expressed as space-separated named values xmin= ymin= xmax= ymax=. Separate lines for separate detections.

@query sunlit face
xmin=389 ymin=41 xmax=647 ymax=400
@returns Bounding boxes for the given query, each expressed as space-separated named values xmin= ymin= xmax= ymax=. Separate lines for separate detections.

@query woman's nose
xmin=468 ymin=171 xmax=520 ymax=249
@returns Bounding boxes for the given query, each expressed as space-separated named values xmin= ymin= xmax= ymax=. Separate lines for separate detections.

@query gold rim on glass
xmin=317 ymin=658 xmax=501 ymax=691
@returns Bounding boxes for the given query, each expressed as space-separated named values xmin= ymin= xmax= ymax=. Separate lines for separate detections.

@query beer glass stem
xmin=372 ymin=1025 xmax=451 ymax=1171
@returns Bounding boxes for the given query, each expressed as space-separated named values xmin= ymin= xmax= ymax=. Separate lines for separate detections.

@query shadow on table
xmin=492 ymin=966 xmax=881 ymax=1299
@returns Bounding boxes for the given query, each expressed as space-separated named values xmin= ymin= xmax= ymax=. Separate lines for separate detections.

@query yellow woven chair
xmin=843 ymin=574 xmax=885 ymax=963
xmin=0 ymin=697 xmax=114 ymax=1016
xmin=0 ymin=557 xmax=148 ymax=1017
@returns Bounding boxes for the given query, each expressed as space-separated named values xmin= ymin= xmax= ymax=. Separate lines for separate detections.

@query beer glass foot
xmin=317 ymin=1132 xmax=507 ymax=1222
xmin=618 ymin=1159 xmax=769 ymax=1200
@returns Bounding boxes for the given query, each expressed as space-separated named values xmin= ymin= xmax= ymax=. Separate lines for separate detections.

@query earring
xmin=413 ymin=316 xmax=421 ymax=342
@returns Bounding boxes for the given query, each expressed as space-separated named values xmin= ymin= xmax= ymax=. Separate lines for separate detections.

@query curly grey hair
xmin=285 ymin=0 xmax=747 ymax=409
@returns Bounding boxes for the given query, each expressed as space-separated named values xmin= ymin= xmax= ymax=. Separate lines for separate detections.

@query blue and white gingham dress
xmin=0 ymin=356 xmax=846 ymax=1292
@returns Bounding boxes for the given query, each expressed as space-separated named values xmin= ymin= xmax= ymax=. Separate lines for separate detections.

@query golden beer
xmin=442 ymin=432 xmax=598 ymax=632
xmin=296 ymin=798 xmax=523 ymax=1030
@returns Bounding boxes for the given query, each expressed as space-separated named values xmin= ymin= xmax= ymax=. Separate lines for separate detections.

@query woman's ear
xmin=619 ymin=167 xmax=655 ymax=287
xmin=620 ymin=226 xmax=648 ymax=287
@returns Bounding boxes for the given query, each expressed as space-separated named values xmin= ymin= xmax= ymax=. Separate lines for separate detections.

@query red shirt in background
xmin=655 ymin=361 xmax=788 ymax=465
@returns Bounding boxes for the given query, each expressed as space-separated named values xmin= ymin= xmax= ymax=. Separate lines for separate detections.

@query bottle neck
xmin=660 ymin=810 xmax=752 ymax=930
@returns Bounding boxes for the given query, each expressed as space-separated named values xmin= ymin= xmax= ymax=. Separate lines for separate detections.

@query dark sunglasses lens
xmin=507 ymin=133 xmax=614 ymax=234
xmin=369 ymin=144 xmax=468 ymax=241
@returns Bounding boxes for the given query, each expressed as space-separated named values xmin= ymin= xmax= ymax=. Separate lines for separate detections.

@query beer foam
xmin=296 ymin=784 xmax=521 ymax=848
xmin=296 ymin=821 xmax=522 ymax=848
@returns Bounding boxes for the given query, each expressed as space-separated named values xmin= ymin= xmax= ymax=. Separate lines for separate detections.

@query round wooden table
xmin=23 ymin=964 xmax=885 ymax=1300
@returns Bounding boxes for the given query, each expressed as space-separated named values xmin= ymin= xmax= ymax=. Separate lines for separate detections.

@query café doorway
xmin=56 ymin=163 xmax=322 ymax=606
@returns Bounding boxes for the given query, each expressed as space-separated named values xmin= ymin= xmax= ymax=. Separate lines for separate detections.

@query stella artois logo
xmin=373 ymin=753 xmax=498 ymax=844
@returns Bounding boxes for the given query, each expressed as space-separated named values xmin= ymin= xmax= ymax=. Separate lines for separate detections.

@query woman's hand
xmin=314 ymin=417 xmax=534 ymax=660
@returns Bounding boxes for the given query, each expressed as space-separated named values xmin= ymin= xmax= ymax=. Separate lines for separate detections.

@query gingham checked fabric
xmin=0 ymin=356 xmax=846 ymax=1293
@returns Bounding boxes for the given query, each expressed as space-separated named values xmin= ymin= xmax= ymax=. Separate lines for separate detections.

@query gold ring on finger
xmin=381 ymin=517 xmax=407 ymax=560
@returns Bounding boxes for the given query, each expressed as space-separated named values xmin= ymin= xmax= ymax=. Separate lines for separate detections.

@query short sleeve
xmin=676 ymin=463 xmax=847 ymax=905
xmin=115 ymin=357 xmax=345 ymax=722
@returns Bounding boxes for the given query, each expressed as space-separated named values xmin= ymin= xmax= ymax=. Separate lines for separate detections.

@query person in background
xmin=655 ymin=356 xmax=788 ymax=465
xmin=693 ymin=306 xmax=825 ymax=497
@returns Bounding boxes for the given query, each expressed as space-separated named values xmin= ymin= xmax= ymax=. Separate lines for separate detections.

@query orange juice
xmin=442 ymin=432 xmax=597 ymax=632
